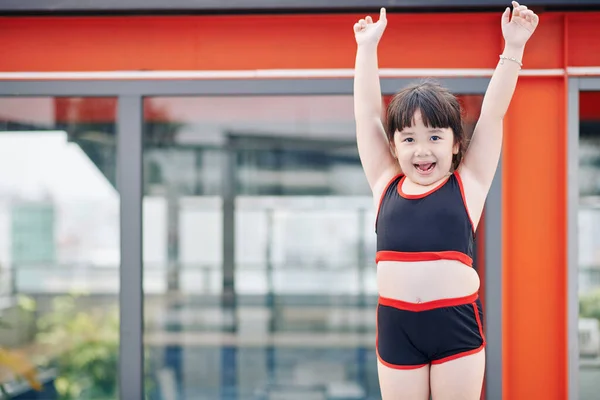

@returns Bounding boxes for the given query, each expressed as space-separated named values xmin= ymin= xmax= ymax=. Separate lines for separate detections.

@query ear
xmin=452 ymin=141 xmax=460 ymax=155
xmin=389 ymin=140 xmax=398 ymax=159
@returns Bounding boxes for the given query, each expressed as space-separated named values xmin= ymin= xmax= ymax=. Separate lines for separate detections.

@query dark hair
xmin=385 ymin=79 xmax=467 ymax=171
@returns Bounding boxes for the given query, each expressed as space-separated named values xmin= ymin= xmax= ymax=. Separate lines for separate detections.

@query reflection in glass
xmin=142 ymin=94 xmax=482 ymax=399
xmin=0 ymin=97 xmax=119 ymax=398
xmin=578 ymin=92 xmax=600 ymax=399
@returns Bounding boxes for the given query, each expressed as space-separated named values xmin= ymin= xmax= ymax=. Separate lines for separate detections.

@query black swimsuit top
xmin=375 ymin=171 xmax=475 ymax=267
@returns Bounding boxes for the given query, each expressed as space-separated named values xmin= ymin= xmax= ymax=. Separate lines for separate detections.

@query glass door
xmin=576 ymin=90 xmax=600 ymax=399
xmin=0 ymin=76 xmax=497 ymax=400
xmin=0 ymin=97 xmax=120 ymax=399
xmin=140 ymin=92 xmax=487 ymax=400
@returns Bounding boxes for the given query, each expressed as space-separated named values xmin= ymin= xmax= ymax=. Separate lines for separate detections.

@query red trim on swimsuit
xmin=397 ymin=174 xmax=451 ymax=199
xmin=375 ymin=250 xmax=473 ymax=267
xmin=378 ymin=292 xmax=479 ymax=312
xmin=453 ymin=170 xmax=476 ymax=235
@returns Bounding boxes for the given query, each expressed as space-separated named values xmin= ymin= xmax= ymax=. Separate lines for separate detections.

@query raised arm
xmin=460 ymin=2 xmax=539 ymax=192
xmin=353 ymin=8 xmax=400 ymax=196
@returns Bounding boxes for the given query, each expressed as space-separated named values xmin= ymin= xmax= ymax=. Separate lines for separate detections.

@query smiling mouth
xmin=414 ymin=162 xmax=436 ymax=174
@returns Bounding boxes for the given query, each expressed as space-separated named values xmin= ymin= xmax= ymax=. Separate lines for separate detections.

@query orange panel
xmin=567 ymin=13 xmax=600 ymax=66
xmin=1 ymin=17 xmax=199 ymax=72
xmin=502 ymin=77 xmax=567 ymax=400
xmin=379 ymin=13 xmax=500 ymax=68
xmin=0 ymin=13 xmax=503 ymax=72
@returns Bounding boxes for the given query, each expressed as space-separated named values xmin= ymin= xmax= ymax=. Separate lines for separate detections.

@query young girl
xmin=353 ymin=2 xmax=539 ymax=399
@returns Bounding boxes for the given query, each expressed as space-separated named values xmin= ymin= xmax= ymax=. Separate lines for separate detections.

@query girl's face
xmin=392 ymin=110 xmax=459 ymax=186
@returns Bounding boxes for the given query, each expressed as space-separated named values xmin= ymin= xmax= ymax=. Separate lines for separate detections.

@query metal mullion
xmin=117 ymin=95 xmax=144 ymax=400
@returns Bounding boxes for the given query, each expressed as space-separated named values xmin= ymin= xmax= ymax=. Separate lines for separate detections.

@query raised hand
xmin=501 ymin=1 xmax=539 ymax=48
xmin=353 ymin=8 xmax=387 ymax=47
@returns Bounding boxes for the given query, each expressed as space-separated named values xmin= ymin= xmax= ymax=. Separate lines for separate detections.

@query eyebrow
xmin=428 ymin=129 xmax=444 ymax=133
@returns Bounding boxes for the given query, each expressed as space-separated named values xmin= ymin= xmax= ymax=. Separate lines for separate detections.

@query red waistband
xmin=378 ymin=292 xmax=478 ymax=312
xmin=375 ymin=250 xmax=473 ymax=267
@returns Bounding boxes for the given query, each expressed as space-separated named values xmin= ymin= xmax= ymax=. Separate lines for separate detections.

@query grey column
xmin=485 ymin=159 xmax=502 ymax=400
xmin=166 ymin=182 xmax=181 ymax=293
xmin=118 ymin=95 xmax=144 ymax=400
xmin=567 ymin=77 xmax=580 ymax=400
xmin=222 ymin=137 xmax=237 ymax=332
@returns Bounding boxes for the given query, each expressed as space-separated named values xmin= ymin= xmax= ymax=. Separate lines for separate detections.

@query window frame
xmin=0 ymin=76 xmax=501 ymax=400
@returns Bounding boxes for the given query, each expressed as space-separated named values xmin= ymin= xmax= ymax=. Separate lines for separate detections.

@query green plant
xmin=35 ymin=294 xmax=155 ymax=400
xmin=35 ymin=294 xmax=120 ymax=400
xmin=2 ymin=293 xmax=157 ymax=399
xmin=0 ymin=295 xmax=42 ymax=399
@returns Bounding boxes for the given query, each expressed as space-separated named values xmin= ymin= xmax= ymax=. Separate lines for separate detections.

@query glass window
xmin=142 ymin=93 xmax=483 ymax=400
xmin=578 ymin=91 xmax=600 ymax=399
xmin=0 ymin=97 xmax=119 ymax=398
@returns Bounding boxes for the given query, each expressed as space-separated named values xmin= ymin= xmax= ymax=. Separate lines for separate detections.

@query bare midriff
xmin=377 ymin=259 xmax=480 ymax=303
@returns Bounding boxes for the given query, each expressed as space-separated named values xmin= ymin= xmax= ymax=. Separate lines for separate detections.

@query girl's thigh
xmin=430 ymin=349 xmax=485 ymax=400
xmin=377 ymin=360 xmax=430 ymax=400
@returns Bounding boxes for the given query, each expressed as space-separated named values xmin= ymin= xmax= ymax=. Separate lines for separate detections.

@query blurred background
xmin=0 ymin=94 xmax=482 ymax=400
xmin=1 ymin=1 xmax=600 ymax=399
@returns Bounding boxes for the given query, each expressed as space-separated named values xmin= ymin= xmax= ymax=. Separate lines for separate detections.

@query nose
xmin=414 ymin=144 xmax=432 ymax=157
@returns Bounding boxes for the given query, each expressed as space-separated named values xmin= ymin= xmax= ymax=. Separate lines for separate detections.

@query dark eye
xmin=430 ymin=136 xmax=441 ymax=141
xmin=403 ymin=138 xmax=414 ymax=143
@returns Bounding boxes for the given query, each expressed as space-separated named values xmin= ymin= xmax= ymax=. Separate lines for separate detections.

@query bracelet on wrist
xmin=499 ymin=54 xmax=523 ymax=68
